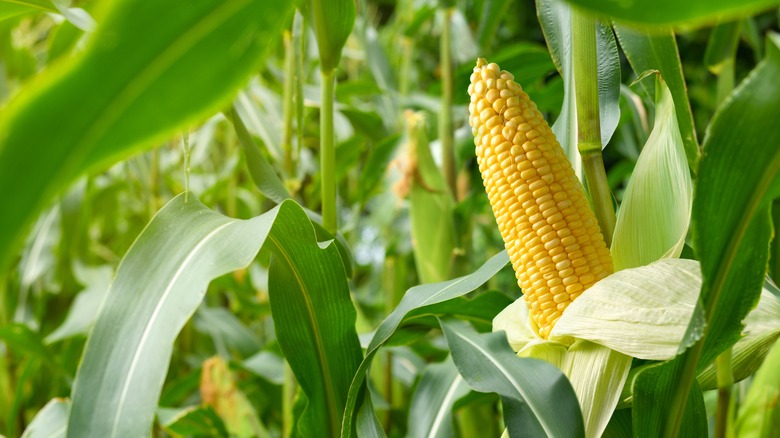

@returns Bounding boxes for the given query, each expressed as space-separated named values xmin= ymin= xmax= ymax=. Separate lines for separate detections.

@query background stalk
xmin=572 ymin=9 xmax=616 ymax=245
xmin=282 ymin=363 xmax=296 ymax=438
xmin=282 ymin=30 xmax=296 ymax=178
xmin=320 ymin=69 xmax=337 ymax=233
xmin=439 ymin=7 xmax=456 ymax=197
xmin=294 ymin=12 xmax=305 ymax=187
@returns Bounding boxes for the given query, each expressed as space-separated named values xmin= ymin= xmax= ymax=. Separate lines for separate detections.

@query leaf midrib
xmin=451 ymin=330 xmax=551 ymax=436
xmin=269 ymin=233 xmax=340 ymax=437
xmin=109 ymin=219 xmax=237 ymax=437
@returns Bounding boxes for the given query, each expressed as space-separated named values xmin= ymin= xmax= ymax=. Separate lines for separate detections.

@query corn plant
xmin=1 ymin=0 xmax=780 ymax=437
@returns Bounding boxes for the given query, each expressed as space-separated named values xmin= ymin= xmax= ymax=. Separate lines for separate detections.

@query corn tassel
xmin=468 ymin=58 xmax=613 ymax=338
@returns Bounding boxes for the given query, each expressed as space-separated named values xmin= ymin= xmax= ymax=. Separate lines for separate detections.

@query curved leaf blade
xmin=441 ymin=319 xmax=584 ymax=438
xmin=67 ymin=195 xmax=286 ymax=437
xmin=21 ymin=398 xmax=68 ymax=438
xmin=0 ymin=0 xmax=293 ymax=270
xmin=408 ymin=356 xmax=470 ymax=438
xmin=563 ymin=0 xmax=780 ymax=26
xmin=694 ymin=32 xmax=780 ymax=366
xmin=612 ymin=25 xmax=701 ymax=170
xmin=611 ymin=77 xmax=693 ymax=270
xmin=341 ymin=251 xmax=509 ymax=437
xmin=267 ymin=201 xmax=363 ymax=438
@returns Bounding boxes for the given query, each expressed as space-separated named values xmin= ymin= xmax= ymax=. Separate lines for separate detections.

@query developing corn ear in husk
xmin=467 ymin=58 xmax=613 ymax=338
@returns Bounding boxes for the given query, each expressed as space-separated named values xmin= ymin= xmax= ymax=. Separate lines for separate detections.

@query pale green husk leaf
xmin=494 ymin=303 xmax=631 ymax=438
xmin=610 ymin=77 xmax=693 ymax=271
xmin=560 ymin=341 xmax=632 ymax=438
xmin=550 ymin=258 xmax=704 ymax=360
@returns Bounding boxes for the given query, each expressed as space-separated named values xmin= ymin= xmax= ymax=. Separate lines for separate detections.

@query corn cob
xmin=468 ymin=58 xmax=613 ymax=338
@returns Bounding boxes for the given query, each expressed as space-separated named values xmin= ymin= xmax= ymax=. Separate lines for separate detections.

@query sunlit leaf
xmin=67 ymin=196 xmax=294 ymax=437
xmin=560 ymin=341 xmax=632 ymax=438
xmin=698 ymin=287 xmax=780 ymax=390
xmin=564 ymin=0 xmax=780 ymax=26
xmin=21 ymin=398 xmax=68 ymax=438
xmin=200 ymin=356 xmax=267 ymax=437
xmin=0 ymin=0 xmax=293 ymax=270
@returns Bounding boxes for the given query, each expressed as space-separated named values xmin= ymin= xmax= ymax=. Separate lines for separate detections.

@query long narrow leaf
xmin=67 ymin=196 xmax=295 ymax=437
xmin=341 ymin=251 xmax=509 ymax=437
xmin=408 ymin=356 xmax=470 ymax=438
xmin=267 ymin=201 xmax=363 ymax=437
xmin=0 ymin=0 xmax=293 ymax=270
xmin=441 ymin=319 xmax=584 ymax=438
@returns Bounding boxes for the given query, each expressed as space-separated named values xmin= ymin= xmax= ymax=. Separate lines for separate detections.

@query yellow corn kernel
xmin=468 ymin=58 xmax=613 ymax=338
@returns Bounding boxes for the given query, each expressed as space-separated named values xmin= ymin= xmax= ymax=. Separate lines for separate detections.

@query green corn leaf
xmin=407 ymin=356 xmax=470 ymax=438
xmin=734 ymin=337 xmax=780 ymax=436
xmin=641 ymin=32 xmax=780 ymax=436
xmin=267 ymin=199 xmax=363 ymax=438
xmin=341 ymin=251 xmax=509 ymax=437
xmin=158 ymin=405 xmax=229 ymax=438
xmin=693 ymin=32 xmax=780 ymax=367
xmin=65 ymin=195 xmax=351 ymax=437
xmin=611 ymin=76 xmax=693 ymax=271
xmin=613 ymin=24 xmax=701 ymax=171
xmin=21 ymin=398 xmax=69 ymax=438
xmin=0 ymin=0 xmax=293 ymax=271
xmin=0 ymin=0 xmax=55 ymax=22
xmin=632 ymin=359 xmax=708 ymax=438
xmin=565 ymin=0 xmax=780 ymax=26
xmin=441 ymin=318 xmax=585 ymax=438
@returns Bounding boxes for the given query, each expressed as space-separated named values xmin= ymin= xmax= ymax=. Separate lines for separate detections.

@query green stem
xmin=715 ymin=350 xmax=733 ymax=438
xmin=182 ymin=130 xmax=190 ymax=203
xmin=282 ymin=30 xmax=296 ymax=178
xmin=572 ymin=10 xmax=615 ymax=245
xmin=149 ymin=146 xmax=159 ymax=217
xmin=320 ymin=69 xmax=337 ymax=233
xmin=294 ymin=11 xmax=305 ymax=184
xmin=399 ymin=37 xmax=413 ymax=96
xmin=282 ymin=363 xmax=296 ymax=438
xmin=439 ymin=7 xmax=456 ymax=198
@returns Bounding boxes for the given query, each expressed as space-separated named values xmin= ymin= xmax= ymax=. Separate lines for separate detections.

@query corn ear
xmin=468 ymin=58 xmax=612 ymax=338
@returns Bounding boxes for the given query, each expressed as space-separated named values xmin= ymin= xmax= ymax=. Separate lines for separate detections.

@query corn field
xmin=1 ymin=0 xmax=780 ymax=437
